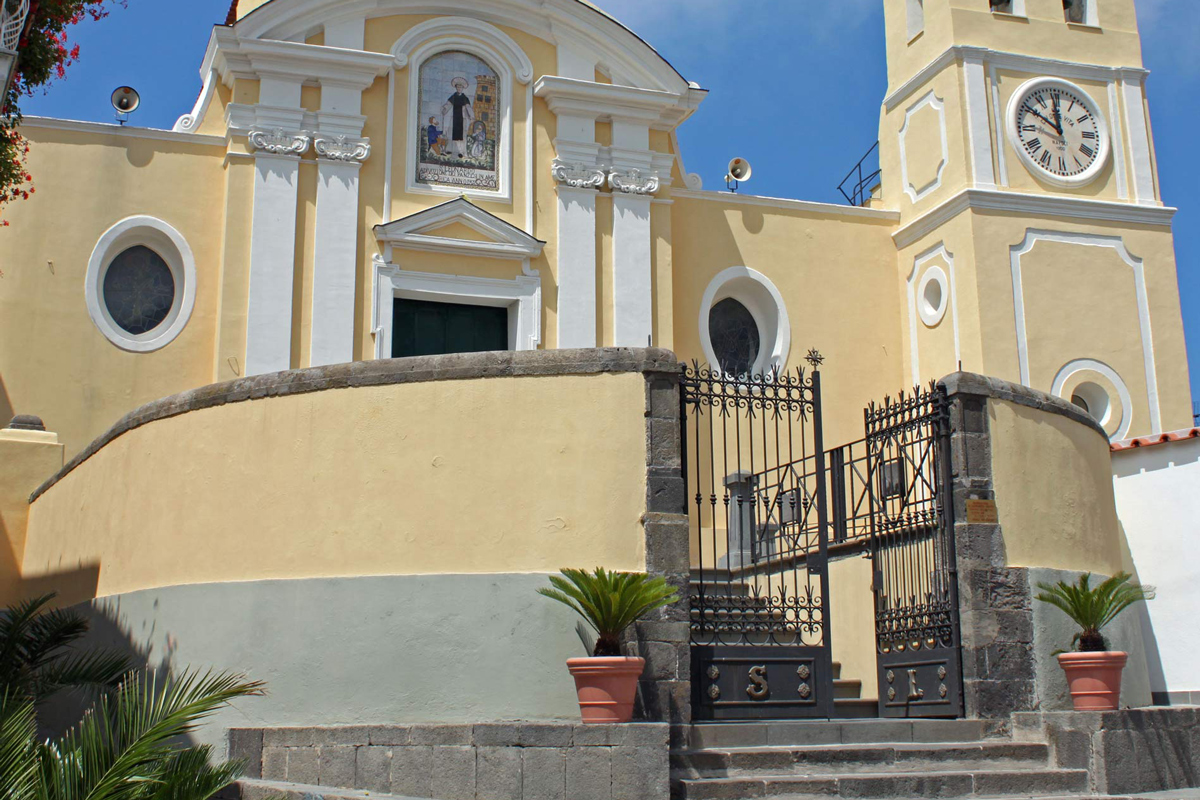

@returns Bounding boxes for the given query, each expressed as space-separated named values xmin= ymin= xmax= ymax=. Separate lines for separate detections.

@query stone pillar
xmin=944 ymin=383 xmax=1036 ymax=719
xmin=633 ymin=361 xmax=691 ymax=731
xmin=310 ymin=137 xmax=370 ymax=366
xmin=246 ymin=130 xmax=308 ymax=376
xmin=552 ymin=161 xmax=605 ymax=348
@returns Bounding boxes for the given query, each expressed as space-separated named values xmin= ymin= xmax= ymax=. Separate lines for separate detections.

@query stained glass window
xmin=709 ymin=298 xmax=760 ymax=376
xmin=102 ymin=246 xmax=175 ymax=335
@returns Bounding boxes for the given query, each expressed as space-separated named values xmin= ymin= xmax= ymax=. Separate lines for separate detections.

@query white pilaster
xmin=1120 ymin=72 xmax=1156 ymax=205
xmin=963 ymin=55 xmax=996 ymax=190
xmin=247 ymin=144 xmax=305 ymax=376
xmin=554 ymin=180 xmax=600 ymax=348
xmin=311 ymin=155 xmax=364 ymax=366
xmin=611 ymin=192 xmax=653 ymax=346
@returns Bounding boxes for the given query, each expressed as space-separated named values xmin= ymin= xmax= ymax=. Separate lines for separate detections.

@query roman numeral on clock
xmin=1039 ymin=151 xmax=1052 ymax=168
xmin=1058 ymin=157 xmax=1067 ymax=173
xmin=1077 ymin=113 xmax=1091 ymax=123
xmin=1081 ymin=130 xmax=1097 ymax=139
xmin=1026 ymin=138 xmax=1042 ymax=154
xmin=1022 ymin=125 xmax=1037 ymax=132
xmin=1079 ymin=143 xmax=1095 ymax=158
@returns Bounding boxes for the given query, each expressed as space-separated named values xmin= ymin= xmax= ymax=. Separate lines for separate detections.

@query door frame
xmin=372 ymin=262 xmax=542 ymax=359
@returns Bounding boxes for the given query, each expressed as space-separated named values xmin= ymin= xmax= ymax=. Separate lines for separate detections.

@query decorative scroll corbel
xmin=608 ymin=167 xmax=660 ymax=196
xmin=314 ymin=135 xmax=372 ymax=162
xmin=248 ymin=128 xmax=311 ymax=156
xmin=550 ymin=159 xmax=606 ymax=190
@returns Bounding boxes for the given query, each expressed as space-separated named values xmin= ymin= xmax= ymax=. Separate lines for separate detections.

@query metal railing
xmin=1 ymin=0 xmax=29 ymax=53
xmin=837 ymin=141 xmax=881 ymax=207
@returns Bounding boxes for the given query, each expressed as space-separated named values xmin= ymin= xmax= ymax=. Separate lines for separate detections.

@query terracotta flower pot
xmin=1057 ymin=651 xmax=1127 ymax=711
xmin=566 ymin=657 xmax=645 ymax=723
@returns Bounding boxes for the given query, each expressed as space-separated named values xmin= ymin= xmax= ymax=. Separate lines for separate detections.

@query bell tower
xmin=876 ymin=0 xmax=1192 ymax=441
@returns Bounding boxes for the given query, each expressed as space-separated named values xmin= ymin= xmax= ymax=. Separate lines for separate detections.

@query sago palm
xmin=1035 ymin=571 xmax=1155 ymax=652
xmin=0 ymin=594 xmax=132 ymax=704
xmin=539 ymin=568 xmax=679 ymax=657
xmin=0 ymin=668 xmax=263 ymax=800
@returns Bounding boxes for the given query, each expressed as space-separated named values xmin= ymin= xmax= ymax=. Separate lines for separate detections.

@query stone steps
xmin=672 ymin=740 xmax=1051 ymax=778
xmin=674 ymin=766 xmax=1091 ymax=799
xmin=226 ymin=778 xmax=424 ymax=800
xmin=683 ymin=718 xmax=990 ymax=749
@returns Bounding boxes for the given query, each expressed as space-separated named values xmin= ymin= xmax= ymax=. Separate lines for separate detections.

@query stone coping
xmin=30 ymin=347 xmax=680 ymax=503
xmin=940 ymin=371 xmax=1109 ymax=441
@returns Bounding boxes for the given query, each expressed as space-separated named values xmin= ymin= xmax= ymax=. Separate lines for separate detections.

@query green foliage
xmin=0 ymin=594 xmax=132 ymax=705
xmin=538 ymin=568 xmax=679 ymax=657
xmin=1035 ymin=572 xmax=1155 ymax=652
xmin=0 ymin=593 xmax=263 ymax=799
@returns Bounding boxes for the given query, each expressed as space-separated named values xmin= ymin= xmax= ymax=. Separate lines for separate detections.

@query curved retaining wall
xmin=942 ymin=373 xmax=1151 ymax=716
xmin=21 ymin=349 xmax=692 ymax=741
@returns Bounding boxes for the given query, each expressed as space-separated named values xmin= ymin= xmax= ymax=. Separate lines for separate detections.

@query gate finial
xmin=804 ymin=348 xmax=825 ymax=368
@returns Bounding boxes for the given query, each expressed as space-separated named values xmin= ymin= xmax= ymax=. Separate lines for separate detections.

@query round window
xmin=917 ymin=266 xmax=948 ymax=327
xmin=102 ymin=246 xmax=176 ymax=335
xmin=1070 ymin=381 xmax=1112 ymax=426
xmin=709 ymin=298 xmax=761 ymax=377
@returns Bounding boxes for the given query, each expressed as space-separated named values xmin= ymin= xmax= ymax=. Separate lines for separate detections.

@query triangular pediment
xmin=373 ymin=197 xmax=545 ymax=260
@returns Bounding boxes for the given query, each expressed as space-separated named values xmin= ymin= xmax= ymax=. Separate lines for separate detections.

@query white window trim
xmin=906 ymin=244 xmax=961 ymax=385
xmin=372 ymin=262 xmax=542 ymax=359
xmin=698 ymin=266 xmax=791 ymax=376
xmin=917 ymin=265 xmax=950 ymax=328
xmin=392 ymin=17 xmax=534 ymax=206
xmin=85 ymin=215 xmax=197 ymax=353
xmin=1051 ymin=359 xmax=1133 ymax=440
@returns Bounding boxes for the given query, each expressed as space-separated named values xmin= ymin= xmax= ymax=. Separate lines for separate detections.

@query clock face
xmin=1007 ymin=78 xmax=1110 ymax=188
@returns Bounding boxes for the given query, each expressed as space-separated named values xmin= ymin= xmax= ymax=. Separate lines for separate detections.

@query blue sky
xmin=20 ymin=0 xmax=1200 ymax=415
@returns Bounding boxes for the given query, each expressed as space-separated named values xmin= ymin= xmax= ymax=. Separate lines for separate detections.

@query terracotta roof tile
xmin=1111 ymin=427 xmax=1200 ymax=452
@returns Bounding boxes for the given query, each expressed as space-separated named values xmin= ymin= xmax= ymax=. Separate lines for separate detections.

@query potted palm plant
xmin=539 ymin=567 xmax=679 ymax=723
xmin=1035 ymin=572 xmax=1155 ymax=711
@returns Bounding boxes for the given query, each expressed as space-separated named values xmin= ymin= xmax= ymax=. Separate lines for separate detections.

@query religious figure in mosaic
xmin=417 ymin=51 xmax=499 ymax=191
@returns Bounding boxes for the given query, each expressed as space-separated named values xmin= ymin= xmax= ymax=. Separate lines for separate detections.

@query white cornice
xmin=233 ymin=0 xmax=693 ymax=94
xmin=893 ymin=188 xmax=1176 ymax=249
xmin=884 ymin=45 xmax=1150 ymax=111
xmin=21 ymin=116 xmax=226 ymax=147
xmin=534 ymin=75 xmax=703 ymax=130
xmin=374 ymin=196 xmax=545 ymax=259
xmin=211 ymin=27 xmax=394 ymax=89
xmin=671 ymin=189 xmax=901 ymax=222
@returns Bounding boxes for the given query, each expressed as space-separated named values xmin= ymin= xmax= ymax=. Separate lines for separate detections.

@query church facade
xmin=0 ymin=1 xmax=1197 ymax=794
xmin=0 ymin=0 xmax=1190 ymax=457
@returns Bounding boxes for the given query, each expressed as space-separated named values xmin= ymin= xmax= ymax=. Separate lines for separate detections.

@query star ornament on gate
xmin=804 ymin=349 xmax=825 ymax=368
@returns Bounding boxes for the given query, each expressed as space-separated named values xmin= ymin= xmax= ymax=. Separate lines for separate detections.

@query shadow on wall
xmin=0 ymin=374 xmax=13 ymax=429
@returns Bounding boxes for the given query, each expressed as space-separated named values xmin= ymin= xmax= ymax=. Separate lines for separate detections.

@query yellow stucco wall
xmin=21 ymin=372 xmax=650 ymax=603
xmin=0 ymin=430 xmax=64 ymax=605
xmin=0 ymin=125 xmax=227 ymax=458
xmin=988 ymin=398 xmax=1124 ymax=576
xmin=670 ymin=195 xmax=904 ymax=446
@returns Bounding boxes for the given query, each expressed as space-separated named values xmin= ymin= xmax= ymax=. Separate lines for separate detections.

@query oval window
xmin=102 ymin=245 xmax=176 ymax=336
xmin=708 ymin=298 xmax=761 ymax=377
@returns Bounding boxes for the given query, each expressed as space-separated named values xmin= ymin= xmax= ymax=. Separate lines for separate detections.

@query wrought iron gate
xmin=865 ymin=384 xmax=963 ymax=718
xmin=682 ymin=361 xmax=834 ymax=720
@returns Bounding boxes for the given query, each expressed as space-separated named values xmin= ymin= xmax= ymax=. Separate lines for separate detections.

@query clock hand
xmin=1051 ymin=95 xmax=1064 ymax=136
xmin=1024 ymin=106 xmax=1059 ymax=132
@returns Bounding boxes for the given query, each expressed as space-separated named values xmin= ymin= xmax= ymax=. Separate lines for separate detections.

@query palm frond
xmin=0 ymin=594 xmax=57 ymax=690
xmin=0 ymin=690 xmax=38 ymax=800
xmin=149 ymin=745 xmax=246 ymax=800
xmin=32 ymin=650 xmax=133 ymax=700
xmin=37 ymin=669 xmax=264 ymax=800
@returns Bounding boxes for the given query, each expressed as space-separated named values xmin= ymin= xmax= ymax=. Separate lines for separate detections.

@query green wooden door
xmin=392 ymin=297 xmax=508 ymax=358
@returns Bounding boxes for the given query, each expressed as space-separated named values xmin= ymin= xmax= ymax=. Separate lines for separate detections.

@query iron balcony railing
xmin=837 ymin=141 xmax=882 ymax=207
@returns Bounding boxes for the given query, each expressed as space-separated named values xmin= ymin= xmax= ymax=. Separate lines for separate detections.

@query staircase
xmin=672 ymin=719 xmax=1098 ymax=799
